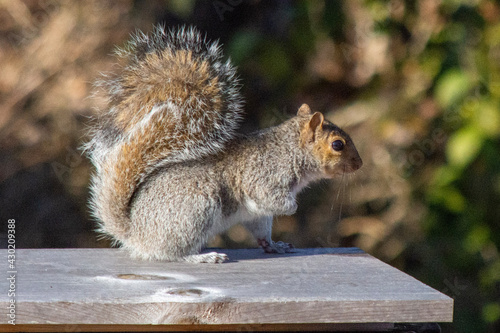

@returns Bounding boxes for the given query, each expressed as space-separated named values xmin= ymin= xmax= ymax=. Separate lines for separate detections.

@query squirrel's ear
xmin=301 ymin=112 xmax=324 ymax=145
xmin=297 ymin=104 xmax=313 ymax=117
xmin=309 ymin=112 xmax=324 ymax=132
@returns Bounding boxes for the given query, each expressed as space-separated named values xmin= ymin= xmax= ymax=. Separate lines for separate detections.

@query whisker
xmin=336 ymin=167 xmax=348 ymax=223
xmin=349 ymin=174 xmax=353 ymax=203
xmin=336 ymin=178 xmax=343 ymax=201
xmin=338 ymin=195 xmax=343 ymax=223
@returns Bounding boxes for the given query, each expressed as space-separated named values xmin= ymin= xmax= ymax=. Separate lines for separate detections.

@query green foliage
xmin=411 ymin=1 xmax=500 ymax=331
xmin=435 ymin=69 xmax=471 ymax=109
xmin=298 ymin=1 xmax=500 ymax=331
xmin=446 ymin=125 xmax=484 ymax=169
xmin=483 ymin=302 xmax=500 ymax=323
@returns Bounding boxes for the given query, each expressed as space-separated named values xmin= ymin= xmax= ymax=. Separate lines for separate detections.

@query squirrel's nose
xmin=352 ymin=156 xmax=363 ymax=171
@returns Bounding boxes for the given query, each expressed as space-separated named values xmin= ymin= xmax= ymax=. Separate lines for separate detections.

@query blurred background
xmin=0 ymin=0 xmax=499 ymax=331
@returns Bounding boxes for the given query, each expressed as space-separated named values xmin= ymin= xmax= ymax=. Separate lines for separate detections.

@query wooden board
xmin=0 ymin=248 xmax=453 ymax=331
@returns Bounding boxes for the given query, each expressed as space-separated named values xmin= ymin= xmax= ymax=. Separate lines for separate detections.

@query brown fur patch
xmin=113 ymin=49 xmax=222 ymax=132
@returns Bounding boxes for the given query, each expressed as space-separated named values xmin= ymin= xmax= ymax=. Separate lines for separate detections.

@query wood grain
xmin=0 ymin=248 xmax=453 ymax=331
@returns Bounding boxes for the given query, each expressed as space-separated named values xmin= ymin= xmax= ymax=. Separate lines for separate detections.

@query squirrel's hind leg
xmin=128 ymin=170 xmax=223 ymax=262
xmin=243 ymin=216 xmax=294 ymax=254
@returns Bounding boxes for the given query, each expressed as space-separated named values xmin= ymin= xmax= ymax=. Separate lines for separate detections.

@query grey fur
xmin=127 ymin=117 xmax=319 ymax=261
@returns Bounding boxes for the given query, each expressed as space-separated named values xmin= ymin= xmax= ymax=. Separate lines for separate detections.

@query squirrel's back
xmin=86 ymin=26 xmax=243 ymax=242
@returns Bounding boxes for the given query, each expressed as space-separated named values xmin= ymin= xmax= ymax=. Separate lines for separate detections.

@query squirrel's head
xmin=298 ymin=104 xmax=363 ymax=177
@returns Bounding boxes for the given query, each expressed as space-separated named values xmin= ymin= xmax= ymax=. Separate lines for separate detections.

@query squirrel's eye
xmin=332 ymin=140 xmax=344 ymax=152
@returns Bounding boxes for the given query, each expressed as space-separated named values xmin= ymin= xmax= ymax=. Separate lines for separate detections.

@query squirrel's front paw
xmin=258 ymin=239 xmax=295 ymax=254
xmin=281 ymin=197 xmax=298 ymax=215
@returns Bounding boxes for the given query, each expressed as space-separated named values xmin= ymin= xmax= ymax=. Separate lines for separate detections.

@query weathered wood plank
xmin=0 ymin=248 xmax=453 ymax=330
xmin=3 ymin=323 xmax=397 ymax=332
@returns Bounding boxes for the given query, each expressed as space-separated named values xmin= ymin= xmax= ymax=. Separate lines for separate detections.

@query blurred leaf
xmin=490 ymin=81 xmax=500 ymax=97
xmin=365 ymin=0 xmax=390 ymax=22
xmin=483 ymin=302 xmax=500 ymax=323
xmin=438 ymin=22 xmax=467 ymax=43
xmin=431 ymin=165 xmax=461 ymax=187
xmin=476 ymin=100 xmax=500 ymax=136
xmin=420 ymin=50 xmax=445 ymax=79
xmin=444 ymin=188 xmax=466 ymax=213
xmin=480 ymin=260 xmax=500 ymax=287
xmin=428 ymin=185 xmax=466 ymax=213
xmin=465 ymin=224 xmax=490 ymax=254
xmin=446 ymin=125 xmax=484 ymax=168
xmin=259 ymin=43 xmax=292 ymax=84
xmin=486 ymin=24 xmax=500 ymax=47
xmin=452 ymin=5 xmax=485 ymax=30
xmin=460 ymin=98 xmax=500 ymax=136
xmin=228 ymin=30 xmax=261 ymax=65
xmin=435 ymin=69 xmax=471 ymax=108
xmin=289 ymin=1 xmax=314 ymax=55
xmin=322 ymin=0 xmax=345 ymax=41
xmin=165 ymin=0 xmax=195 ymax=18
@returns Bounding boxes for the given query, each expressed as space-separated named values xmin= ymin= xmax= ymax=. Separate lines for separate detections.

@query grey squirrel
xmin=85 ymin=26 xmax=363 ymax=263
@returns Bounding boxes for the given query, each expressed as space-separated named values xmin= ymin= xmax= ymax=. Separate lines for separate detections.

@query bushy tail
xmin=85 ymin=26 xmax=243 ymax=241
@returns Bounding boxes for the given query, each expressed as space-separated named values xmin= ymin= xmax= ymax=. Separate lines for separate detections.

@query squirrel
xmin=84 ymin=25 xmax=363 ymax=263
